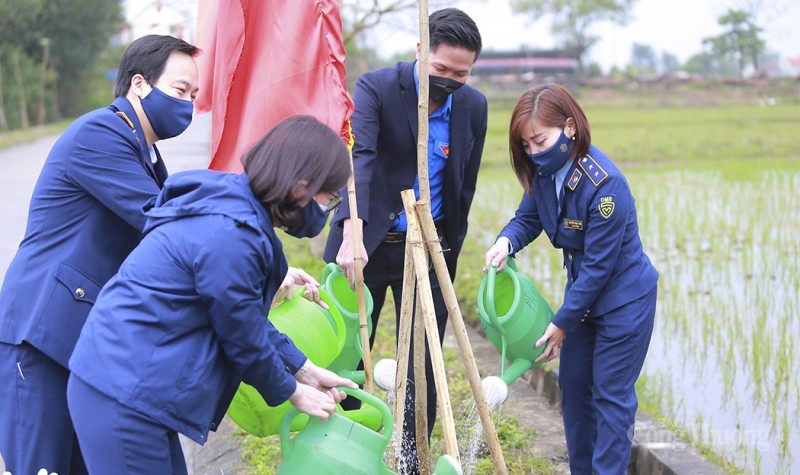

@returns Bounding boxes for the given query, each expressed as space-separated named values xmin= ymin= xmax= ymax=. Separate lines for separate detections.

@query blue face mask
xmin=285 ymin=201 xmax=330 ymax=238
xmin=140 ymin=86 xmax=194 ymax=140
xmin=528 ymin=131 xmax=573 ymax=177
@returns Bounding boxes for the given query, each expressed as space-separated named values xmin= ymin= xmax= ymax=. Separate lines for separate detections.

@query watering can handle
xmin=317 ymin=288 xmax=346 ymax=356
xmin=485 ymin=256 xmax=519 ymax=335
xmin=485 ymin=265 xmax=503 ymax=336
xmin=321 ymin=262 xmax=339 ymax=285
xmin=279 ymin=387 xmax=395 ymax=455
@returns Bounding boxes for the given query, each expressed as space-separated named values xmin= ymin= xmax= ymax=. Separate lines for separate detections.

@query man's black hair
xmin=114 ymin=35 xmax=199 ymax=98
xmin=429 ymin=8 xmax=483 ymax=60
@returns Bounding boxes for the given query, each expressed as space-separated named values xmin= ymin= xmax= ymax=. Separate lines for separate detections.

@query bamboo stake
xmin=401 ymin=190 xmax=459 ymax=461
xmin=413 ymin=1 xmax=433 ymax=469
xmin=417 ymin=0 xmax=430 ymax=203
xmin=416 ymin=201 xmax=509 ymax=474
xmin=345 ymin=149 xmax=374 ymax=393
xmin=413 ymin=295 xmax=430 ymax=474
xmin=390 ymin=241 xmax=416 ymax=471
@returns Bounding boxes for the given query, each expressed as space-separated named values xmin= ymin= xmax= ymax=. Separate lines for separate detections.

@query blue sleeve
xmin=272 ymin=330 xmax=307 ymax=374
xmin=498 ymin=190 xmax=544 ymax=254
xmin=65 ymin=119 xmax=162 ymax=232
xmin=552 ymin=176 xmax=629 ymax=331
xmin=195 ymin=224 xmax=300 ymax=406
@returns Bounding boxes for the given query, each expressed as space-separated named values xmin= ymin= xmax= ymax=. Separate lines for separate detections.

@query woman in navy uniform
xmin=484 ymin=84 xmax=658 ymax=474
xmin=66 ymin=116 xmax=357 ymax=474
xmin=0 ymin=35 xmax=199 ymax=475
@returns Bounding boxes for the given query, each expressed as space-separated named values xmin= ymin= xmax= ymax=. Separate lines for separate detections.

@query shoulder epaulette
xmin=115 ymin=111 xmax=136 ymax=131
xmin=578 ymin=154 xmax=608 ymax=187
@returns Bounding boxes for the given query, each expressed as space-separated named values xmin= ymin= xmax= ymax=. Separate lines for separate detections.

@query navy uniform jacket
xmin=323 ymin=61 xmax=488 ymax=276
xmin=0 ymin=97 xmax=167 ymax=367
xmin=499 ymin=145 xmax=658 ymax=331
xmin=69 ymin=171 xmax=306 ymax=444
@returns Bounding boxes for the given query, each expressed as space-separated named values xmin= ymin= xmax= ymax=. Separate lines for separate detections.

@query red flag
xmin=195 ymin=0 xmax=354 ymax=172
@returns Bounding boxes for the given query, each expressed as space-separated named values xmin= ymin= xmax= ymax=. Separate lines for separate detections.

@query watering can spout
xmin=501 ymin=358 xmax=534 ymax=387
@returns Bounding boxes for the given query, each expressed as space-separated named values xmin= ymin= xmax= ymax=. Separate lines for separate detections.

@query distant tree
xmin=630 ymin=43 xmax=657 ymax=75
xmin=702 ymin=9 xmax=765 ymax=78
xmin=683 ymin=51 xmax=737 ymax=77
xmin=339 ymin=0 xmax=450 ymax=80
xmin=660 ymin=52 xmax=680 ymax=74
xmin=37 ymin=0 xmax=122 ymax=116
xmin=0 ymin=0 xmax=121 ymax=127
xmin=583 ymin=61 xmax=603 ymax=78
xmin=510 ymin=0 xmax=636 ymax=73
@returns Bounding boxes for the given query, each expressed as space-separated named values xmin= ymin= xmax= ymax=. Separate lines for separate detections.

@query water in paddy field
xmin=636 ymin=170 xmax=800 ymax=474
xmin=472 ymin=169 xmax=800 ymax=474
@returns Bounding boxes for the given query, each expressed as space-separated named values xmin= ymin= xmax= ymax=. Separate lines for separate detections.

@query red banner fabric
xmin=195 ymin=0 xmax=354 ymax=172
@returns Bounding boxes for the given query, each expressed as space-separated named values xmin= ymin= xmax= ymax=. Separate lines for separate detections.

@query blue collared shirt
xmin=392 ymin=61 xmax=451 ymax=231
xmin=554 ymin=158 xmax=573 ymax=215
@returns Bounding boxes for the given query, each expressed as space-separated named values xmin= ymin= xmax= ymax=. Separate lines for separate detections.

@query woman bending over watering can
xmin=66 ymin=115 xmax=357 ymax=474
xmin=484 ymin=84 xmax=659 ymax=474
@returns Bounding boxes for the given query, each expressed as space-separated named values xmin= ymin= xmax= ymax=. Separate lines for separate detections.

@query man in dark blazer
xmin=0 ymin=35 xmax=200 ymax=475
xmin=324 ymin=8 xmax=486 ymax=472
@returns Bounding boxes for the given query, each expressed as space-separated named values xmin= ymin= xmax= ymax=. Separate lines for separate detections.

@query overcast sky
xmin=124 ymin=0 xmax=800 ymax=71
xmin=377 ymin=0 xmax=800 ymax=70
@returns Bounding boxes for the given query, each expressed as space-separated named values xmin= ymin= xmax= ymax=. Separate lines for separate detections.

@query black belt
xmin=383 ymin=221 xmax=445 ymax=244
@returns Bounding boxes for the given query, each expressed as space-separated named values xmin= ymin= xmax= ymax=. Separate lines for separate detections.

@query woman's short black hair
xmin=429 ymin=8 xmax=483 ymax=61
xmin=114 ymin=35 xmax=199 ymax=98
xmin=242 ymin=115 xmax=351 ymax=228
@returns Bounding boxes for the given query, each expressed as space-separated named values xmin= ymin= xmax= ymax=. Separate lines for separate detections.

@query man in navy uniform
xmin=0 ymin=34 xmax=200 ymax=475
xmin=324 ymin=8 xmax=486 ymax=472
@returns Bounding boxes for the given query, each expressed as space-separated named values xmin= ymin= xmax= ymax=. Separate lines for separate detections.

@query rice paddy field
xmin=453 ymin=84 xmax=800 ymax=474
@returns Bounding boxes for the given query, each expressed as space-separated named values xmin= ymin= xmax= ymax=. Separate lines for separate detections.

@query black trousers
xmin=342 ymin=237 xmax=451 ymax=474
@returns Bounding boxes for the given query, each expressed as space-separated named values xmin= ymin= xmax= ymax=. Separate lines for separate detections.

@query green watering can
xmin=227 ymin=287 xmax=380 ymax=436
xmin=277 ymin=387 xmax=463 ymax=475
xmin=320 ymin=262 xmax=374 ymax=383
xmin=477 ymin=257 xmax=554 ymax=388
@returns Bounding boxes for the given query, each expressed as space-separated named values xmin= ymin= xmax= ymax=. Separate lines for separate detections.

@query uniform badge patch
xmin=562 ymin=219 xmax=584 ymax=230
xmin=598 ymin=196 xmax=615 ymax=219
xmin=440 ymin=143 xmax=450 ymax=158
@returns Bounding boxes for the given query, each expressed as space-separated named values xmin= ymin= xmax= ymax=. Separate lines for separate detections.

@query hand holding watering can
xmin=289 ymin=360 xmax=357 ymax=423
xmin=272 ymin=266 xmax=326 ymax=308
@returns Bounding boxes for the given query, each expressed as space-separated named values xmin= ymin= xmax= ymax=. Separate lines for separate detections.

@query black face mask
xmin=428 ymin=75 xmax=464 ymax=102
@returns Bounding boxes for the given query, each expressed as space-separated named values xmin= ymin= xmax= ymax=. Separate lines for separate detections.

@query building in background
xmin=471 ymin=50 xmax=579 ymax=94
xmin=117 ymin=0 xmax=197 ymax=45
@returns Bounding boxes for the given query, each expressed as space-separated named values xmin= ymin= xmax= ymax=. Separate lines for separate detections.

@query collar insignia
xmin=567 ymin=168 xmax=582 ymax=190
